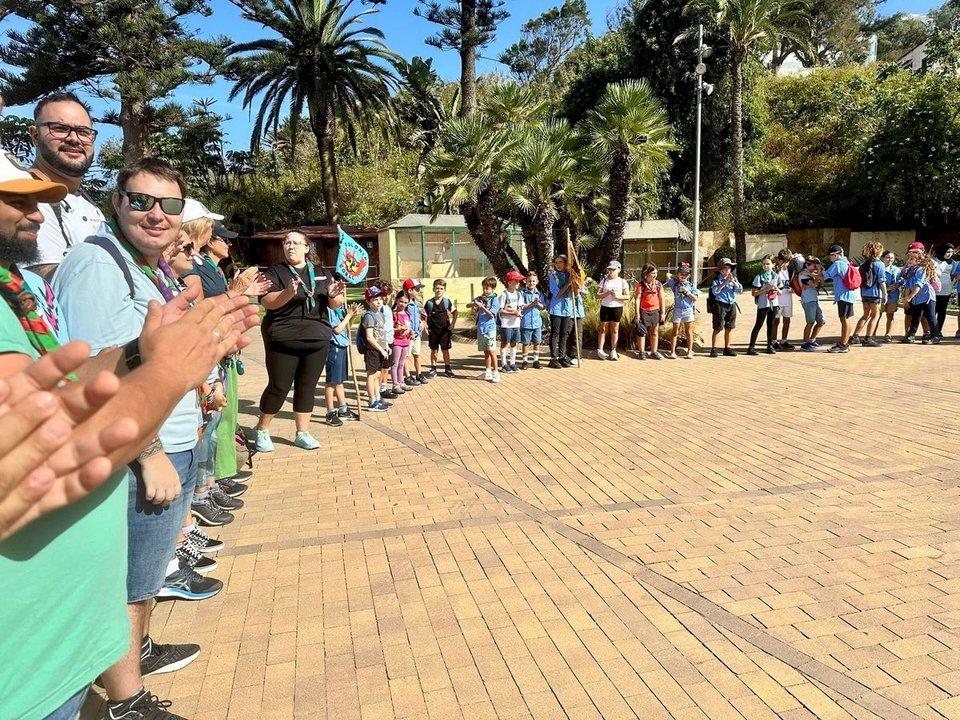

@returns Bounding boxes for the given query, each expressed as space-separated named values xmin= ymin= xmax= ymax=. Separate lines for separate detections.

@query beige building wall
xmin=850 ymin=231 xmax=917 ymax=258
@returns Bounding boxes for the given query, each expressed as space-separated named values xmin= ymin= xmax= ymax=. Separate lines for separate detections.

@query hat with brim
xmin=0 ymin=153 xmax=67 ymax=203
xmin=505 ymin=270 xmax=525 ymax=283
xmin=718 ymin=258 xmax=736 ymax=268
xmin=364 ymin=286 xmax=383 ymax=300
xmin=182 ymin=198 xmax=225 ymax=224
xmin=212 ymin=221 xmax=238 ymax=239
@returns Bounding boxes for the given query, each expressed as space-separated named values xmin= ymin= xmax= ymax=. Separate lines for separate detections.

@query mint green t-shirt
xmin=0 ymin=296 xmax=129 ymax=719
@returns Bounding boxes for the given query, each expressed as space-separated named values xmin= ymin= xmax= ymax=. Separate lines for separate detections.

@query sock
xmin=510 ymin=347 xmax=517 ymax=364
xmin=108 ymin=688 xmax=147 ymax=714
xmin=501 ymin=348 xmax=508 ymax=366
xmin=522 ymin=351 xmax=529 ymax=363
xmin=183 ymin=522 xmax=196 ymax=535
xmin=339 ymin=403 xmax=348 ymax=411
xmin=533 ymin=350 xmax=540 ymax=362
xmin=140 ymin=636 xmax=152 ymax=659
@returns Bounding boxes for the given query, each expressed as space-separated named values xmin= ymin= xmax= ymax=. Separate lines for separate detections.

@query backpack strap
xmin=86 ymin=236 xmax=136 ymax=300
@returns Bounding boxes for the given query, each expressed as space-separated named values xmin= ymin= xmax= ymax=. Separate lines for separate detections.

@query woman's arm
xmin=181 ymin=273 xmax=205 ymax=300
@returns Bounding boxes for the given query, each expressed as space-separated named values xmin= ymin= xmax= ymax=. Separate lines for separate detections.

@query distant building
xmin=898 ymin=40 xmax=930 ymax=71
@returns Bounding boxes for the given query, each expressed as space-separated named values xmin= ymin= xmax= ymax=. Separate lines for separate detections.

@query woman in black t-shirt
xmin=255 ymin=231 xmax=344 ymax=451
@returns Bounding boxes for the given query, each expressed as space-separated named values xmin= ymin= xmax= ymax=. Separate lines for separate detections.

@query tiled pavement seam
xmin=367 ymin=420 xmax=925 ymax=720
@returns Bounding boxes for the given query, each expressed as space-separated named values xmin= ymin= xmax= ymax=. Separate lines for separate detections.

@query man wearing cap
xmin=26 ymin=91 xmax=106 ymax=278
xmin=0 ymin=154 xmax=258 ymax=719
xmin=822 ymin=244 xmax=857 ymax=353
xmin=402 ymin=277 xmax=429 ymax=385
xmin=709 ymin=258 xmax=743 ymax=357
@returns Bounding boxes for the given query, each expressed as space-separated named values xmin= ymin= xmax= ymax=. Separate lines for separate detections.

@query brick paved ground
xmin=83 ymin=299 xmax=960 ymax=719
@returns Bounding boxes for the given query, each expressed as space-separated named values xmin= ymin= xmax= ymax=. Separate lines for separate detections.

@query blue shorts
xmin=127 ymin=447 xmax=197 ymax=602
xmin=500 ymin=327 xmax=520 ymax=344
xmin=802 ymin=301 xmax=824 ymax=324
xmin=520 ymin=327 xmax=542 ymax=345
xmin=44 ymin=686 xmax=88 ymax=720
xmin=672 ymin=308 xmax=694 ymax=324
xmin=326 ymin=343 xmax=348 ymax=385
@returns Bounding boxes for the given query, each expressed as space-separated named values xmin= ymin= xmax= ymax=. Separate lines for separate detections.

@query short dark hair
xmin=117 ymin=158 xmax=187 ymax=198
xmin=34 ymin=91 xmax=92 ymax=121
xmin=482 ymin=276 xmax=497 ymax=289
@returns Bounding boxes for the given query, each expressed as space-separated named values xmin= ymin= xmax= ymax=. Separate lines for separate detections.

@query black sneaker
xmin=191 ymin=497 xmax=234 ymax=527
xmin=325 ymin=411 xmax=344 ymax=427
xmin=443 ymin=367 xmax=455 ymax=377
xmin=381 ymin=389 xmax=399 ymax=399
xmin=185 ymin=526 xmax=224 ymax=554
xmin=723 ymin=348 xmax=737 ymax=357
xmin=426 ymin=367 xmax=438 ymax=378
xmin=548 ymin=359 xmax=562 ymax=368
xmin=221 ymin=469 xmax=253 ymax=483
xmin=106 ymin=690 xmax=186 ymax=719
xmin=141 ymin=636 xmax=201 ymax=677
xmin=415 ymin=374 xmax=429 ymax=384
xmin=533 ymin=360 xmax=541 ymax=369
xmin=710 ymin=349 xmax=719 ymax=358
xmin=217 ymin=478 xmax=247 ymax=498
xmin=337 ymin=406 xmax=360 ymax=419
xmin=521 ymin=361 xmax=528 ymax=370
xmin=780 ymin=342 xmax=796 ymax=351
xmin=559 ymin=357 xmax=571 ymax=367
xmin=175 ymin=543 xmax=218 ymax=574
xmin=405 ymin=375 xmax=421 ymax=386
xmin=765 ymin=346 xmax=776 ymax=355
xmin=900 ymin=335 xmax=915 ymax=344
xmin=157 ymin=564 xmax=223 ymax=601
xmin=209 ymin=486 xmax=244 ymax=511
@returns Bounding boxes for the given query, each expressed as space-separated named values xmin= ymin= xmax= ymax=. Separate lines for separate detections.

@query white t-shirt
xmin=33 ymin=191 xmax=106 ymax=266
xmin=936 ymin=260 xmax=954 ymax=297
xmin=499 ymin=289 xmax=522 ymax=328
xmin=599 ymin=276 xmax=629 ymax=308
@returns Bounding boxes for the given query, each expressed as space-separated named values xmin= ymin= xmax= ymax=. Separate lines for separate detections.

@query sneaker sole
xmin=188 ymin=539 xmax=224 ymax=554
xmin=190 ymin=510 xmax=234 ymax=527
xmin=143 ymin=647 xmax=202 ymax=676
xmin=156 ymin=585 xmax=223 ymax=601
xmin=219 ymin=487 xmax=247 ymax=498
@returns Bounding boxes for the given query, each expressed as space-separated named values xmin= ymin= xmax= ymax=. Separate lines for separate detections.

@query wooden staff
xmin=346 ymin=319 xmax=363 ymax=421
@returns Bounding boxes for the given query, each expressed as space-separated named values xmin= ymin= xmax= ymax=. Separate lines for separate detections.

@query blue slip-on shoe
xmin=254 ymin=428 xmax=274 ymax=453
xmin=294 ymin=431 xmax=321 ymax=450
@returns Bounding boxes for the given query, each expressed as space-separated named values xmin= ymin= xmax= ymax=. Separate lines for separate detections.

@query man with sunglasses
xmin=27 ymin=91 xmax=105 ymax=278
xmin=52 ymin=158 xmax=221 ymax=720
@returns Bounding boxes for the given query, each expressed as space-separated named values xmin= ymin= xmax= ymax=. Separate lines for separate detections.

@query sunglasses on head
xmin=120 ymin=190 xmax=185 ymax=216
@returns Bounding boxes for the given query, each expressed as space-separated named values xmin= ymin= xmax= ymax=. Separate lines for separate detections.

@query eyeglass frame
xmin=37 ymin=121 xmax=98 ymax=144
xmin=118 ymin=190 xmax=186 ymax=216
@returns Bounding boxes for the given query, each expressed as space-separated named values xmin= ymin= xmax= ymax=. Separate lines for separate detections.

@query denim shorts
xmin=126 ymin=447 xmax=197 ymax=602
xmin=672 ymin=307 xmax=694 ymax=324
xmin=802 ymin=301 xmax=824 ymax=325
xmin=43 ymin=686 xmax=88 ymax=720
xmin=326 ymin=344 xmax=348 ymax=385
xmin=500 ymin=326 xmax=520 ymax=344
xmin=520 ymin=327 xmax=542 ymax=345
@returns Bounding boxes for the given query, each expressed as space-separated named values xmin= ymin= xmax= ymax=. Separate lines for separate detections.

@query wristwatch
xmin=123 ymin=338 xmax=143 ymax=371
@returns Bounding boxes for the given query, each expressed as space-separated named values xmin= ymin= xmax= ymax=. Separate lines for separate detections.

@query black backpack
xmin=706 ymin=275 xmax=719 ymax=314
xmin=860 ymin=259 xmax=877 ymax=289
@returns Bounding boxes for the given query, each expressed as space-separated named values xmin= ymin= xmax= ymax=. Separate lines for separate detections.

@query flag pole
xmin=346 ymin=320 xmax=363 ymax=421
xmin=567 ymin=228 xmax=582 ymax=369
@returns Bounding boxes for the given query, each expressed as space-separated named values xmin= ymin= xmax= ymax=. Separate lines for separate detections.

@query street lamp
xmin=692 ymin=24 xmax=712 ymax=283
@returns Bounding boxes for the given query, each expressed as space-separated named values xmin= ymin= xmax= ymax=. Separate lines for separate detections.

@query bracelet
xmin=138 ymin=437 xmax=163 ymax=461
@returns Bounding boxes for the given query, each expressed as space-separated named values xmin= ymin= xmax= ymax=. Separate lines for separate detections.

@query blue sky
xmin=0 ymin=0 xmax=941 ymax=153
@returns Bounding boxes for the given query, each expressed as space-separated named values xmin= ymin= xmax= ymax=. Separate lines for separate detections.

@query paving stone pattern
xmin=84 ymin=302 xmax=960 ymax=719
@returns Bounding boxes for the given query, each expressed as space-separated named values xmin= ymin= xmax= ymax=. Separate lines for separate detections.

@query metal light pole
xmin=693 ymin=25 xmax=713 ymax=283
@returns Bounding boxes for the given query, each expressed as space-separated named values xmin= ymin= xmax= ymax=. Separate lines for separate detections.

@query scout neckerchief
xmin=110 ymin=221 xmax=179 ymax=302
xmin=0 ymin=265 xmax=61 ymax=355
xmin=287 ymin=261 xmax=317 ymax=310
xmin=201 ymin=251 xmax=227 ymax=289
xmin=759 ymin=269 xmax=778 ymax=303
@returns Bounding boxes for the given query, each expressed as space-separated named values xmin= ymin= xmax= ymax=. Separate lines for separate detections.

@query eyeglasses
xmin=282 ymin=241 xmax=306 ymax=247
xmin=120 ymin=191 xmax=185 ymax=215
xmin=38 ymin=121 xmax=98 ymax=144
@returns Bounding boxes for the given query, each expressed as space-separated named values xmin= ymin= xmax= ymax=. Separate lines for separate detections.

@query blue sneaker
xmin=254 ymin=428 xmax=274 ymax=453
xmin=377 ymin=398 xmax=392 ymax=408
xmin=811 ymin=340 xmax=822 ymax=348
xmin=801 ymin=342 xmax=816 ymax=352
xmin=157 ymin=564 xmax=223 ymax=601
xmin=368 ymin=401 xmax=387 ymax=413
xmin=294 ymin=431 xmax=320 ymax=450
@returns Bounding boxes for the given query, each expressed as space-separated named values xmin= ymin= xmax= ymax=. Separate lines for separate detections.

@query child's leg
xmin=853 ymin=309 xmax=868 ymax=337
xmin=335 ymin=384 xmax=347 ymax=408
xmin=442 ymin=348 xmax=451 ymax=367
xmin=813 ymin=320 xmax=825 ymax=340
xmin=610 ymin=319 xmax=620 ymax=353
xmin=509 ymin=342 xmax=517 ymax=367
xmin=685 ymin=321 xmax=694 ymax=354
xmin=712 ymin=327 xmax=720 ymax=351
xmin=598 ymin=321 xmax=607 ymax=354
xmin=803 ymin=322 xmax=812 ymax=342
xmin=412 ymin=344 xmax=422 ymax=375
xmin=724 ymin=328 xmax=733 ymax=349
xmin=766 ymin=309 xmax=776 ymax=348
xmin=391 ymin=348 xmax=404 ymax=387
xmin=500 ymin=340 xmax=508 ymax=368
xmin=867 ymin=304 xmax=880 ymax=337
xmin=671 ymin=323 xmax=680 ymax=353
xmin=324 ymin=384 xmax=335 ymax=412
xmin=748 ymin=309 xmax=766 ymax=349
xmin=430 ymin=347 xmax=438 ymax=368
xmin=366 ymin=374 xmax=379 ymax=403
xmin=780 ymin=315 xmax=791 ymax=342
xmin=649 ymin=325 xmax=659 ymax=354
xmin=839 ymin=315 xmax=850 ymax=344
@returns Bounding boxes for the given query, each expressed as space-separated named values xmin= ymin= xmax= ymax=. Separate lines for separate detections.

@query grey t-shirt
xmin=361 ymin=310 xmax=385 ymax=350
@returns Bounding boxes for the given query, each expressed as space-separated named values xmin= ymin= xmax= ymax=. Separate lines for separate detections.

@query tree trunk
xmin=312 ymin=102 xmax=340 ymax=224
xmin=518 ymin=209 xmax=555 ymax=289
xmin=731 ymin=50 xmax=747 ymax=266
xmin=462 ymin=188 xmax=511 ymax=278
xmin=120 ymin=95 xmax=150 ymax=164
xmin=459 ymin=0 xmax=478 ymax=117
xmin=593 ymin=149 xmax=631 ymax=279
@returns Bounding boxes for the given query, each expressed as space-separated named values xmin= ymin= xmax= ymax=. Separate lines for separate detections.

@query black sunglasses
xmin=119 ymin=191 xmax=185 ymax=216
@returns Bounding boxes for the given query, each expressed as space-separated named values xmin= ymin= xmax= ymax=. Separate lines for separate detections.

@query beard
xmin=0 ymin=222 xmax=41 ymax=266
xmin=37 ymin=140 xmax=93 ymax=178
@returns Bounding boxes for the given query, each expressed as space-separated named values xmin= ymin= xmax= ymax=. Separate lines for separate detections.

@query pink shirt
xmin=392 ymin=310 xmax=412 ymax=347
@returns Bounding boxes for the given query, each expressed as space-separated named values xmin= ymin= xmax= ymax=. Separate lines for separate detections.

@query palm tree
xmin=687 ymin=0 xmax=809 ymax=264
xmin=226 ymin=0 xmax=400 ymax=223
xmin=585 ymin=80 xmax=676 ymax=275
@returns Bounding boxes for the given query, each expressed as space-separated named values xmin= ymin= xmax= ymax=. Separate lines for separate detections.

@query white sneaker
xmin=569 ymin=358 xmax=579 ymax=366
xmin=491 ymin=371 xmax=500 ymax=383
xmin=484 ymin=368 xmax=493 ymax=381
xmin=609 ymin=351 xmax=619 ymax=361
xmin=597 ymin=349 xmax=608 ymax=360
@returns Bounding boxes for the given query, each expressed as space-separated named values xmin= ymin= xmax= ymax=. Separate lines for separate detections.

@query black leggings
xmin=549 ymin=315 xmax=572 ymax=360
xmin=259 ymin=337 xmax=329 ymax=414
xmin=908 ymin=300 xmax=939 ymax=338
xmin=935 ymin=294 xmax=950 ymax=332
xmin=749 ymin=307 xmax=777 ymax=349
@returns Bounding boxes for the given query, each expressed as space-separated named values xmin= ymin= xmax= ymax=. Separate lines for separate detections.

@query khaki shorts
xmin=478 ymin=332 xmax=497 ymax=351
xmin=411 ymin=335 xmax=422 ymax=356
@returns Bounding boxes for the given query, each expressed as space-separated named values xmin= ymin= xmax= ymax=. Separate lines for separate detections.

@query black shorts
xmin=364 ymin=348 xmax=392 ymax=374
xmin=837 ymin=300 xmax=854 ymax=318
xmin=711 ymin=302 xmax=738 ymax=330
xmin=861 ymin=297 xmax=881 ymax=305
xmin=428 ymin=326 xmax=452 ymax=350
xmin=599 ymin=306 xmax=624 ymax=323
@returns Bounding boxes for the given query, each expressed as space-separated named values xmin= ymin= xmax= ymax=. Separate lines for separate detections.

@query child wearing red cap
xmin=499 ymin=270 xmax=524 ymax=372
xmin=402 ymin=278 xmax=429 ymax=385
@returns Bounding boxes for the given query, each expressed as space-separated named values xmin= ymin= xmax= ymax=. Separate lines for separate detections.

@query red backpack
xmin=843 ymin=261 xmax=862 ymax=290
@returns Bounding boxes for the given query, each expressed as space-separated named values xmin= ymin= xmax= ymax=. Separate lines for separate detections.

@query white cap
xmin=182 ymin=198 xmax=224 ymax=224
xmin=607 ymin=260 xmax=622 ymax=270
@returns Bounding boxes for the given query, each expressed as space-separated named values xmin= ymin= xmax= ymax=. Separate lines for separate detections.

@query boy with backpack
xmin=708 ymin=258 xmax=743 ymax=357
xmin=775 ymin=249 xmax=805 ymax=351
xmin=519 ymin=271 xmax=546 ymax=369
xmin=424 ymin=279 xmax=457 ymax=377
xmin=798 ymin=257 xmax=826 ymax=351
xmin=821 ymin=244 xmax=860 ymax=353
xmin=850 ymin=242 xmax=887 ymax=347
xmin=469 ymin=276 xmax=501 ymax=382
xmin=499 ymin=270 xmax=524 ymax=372
xmin=358 ymin=286 xmax=392 ymax=412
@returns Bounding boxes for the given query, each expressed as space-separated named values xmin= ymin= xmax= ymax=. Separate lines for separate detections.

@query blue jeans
xmin=44 ymin=686 xmax=87 ymax=720
xmin=196 ymin=412 xmax=222 ymax=493
xmin=126 ymin=447 xmax=197 ymax=602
